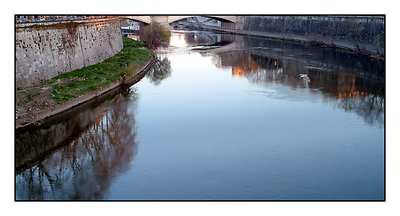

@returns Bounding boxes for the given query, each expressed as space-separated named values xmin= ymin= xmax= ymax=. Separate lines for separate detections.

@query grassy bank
xmin=16 ymin=37 xmax=151 ymax=125
xmin=46 ymin=37 xmax=151 ymax=103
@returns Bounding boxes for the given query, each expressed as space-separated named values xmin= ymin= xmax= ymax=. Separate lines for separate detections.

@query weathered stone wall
xmin=241 ymin=16 xmax=384 ymax=56
xmin=16 ymin=18 xmax=123 ymax=87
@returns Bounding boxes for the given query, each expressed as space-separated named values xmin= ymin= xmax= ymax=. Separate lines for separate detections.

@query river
xmin=15 ymin=31 xmax=385 ymax=200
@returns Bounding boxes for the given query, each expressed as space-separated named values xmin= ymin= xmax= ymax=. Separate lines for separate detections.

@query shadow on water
xmin=206 ymin=34 xmax=384 ymax=127
xmin=16 ymin=88 xmax=138 ymax=200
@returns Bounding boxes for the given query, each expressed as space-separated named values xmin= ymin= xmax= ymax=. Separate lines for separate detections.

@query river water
xmin=15 ymin=31 xmax=385 ymax=200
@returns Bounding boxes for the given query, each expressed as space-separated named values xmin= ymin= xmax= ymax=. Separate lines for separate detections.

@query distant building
xmin=121 ymin=20 xmax=140 ymax=34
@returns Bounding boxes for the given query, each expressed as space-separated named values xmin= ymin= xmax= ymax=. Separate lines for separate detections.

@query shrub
xmin=139 ymin=23 xmax=171 ymax=50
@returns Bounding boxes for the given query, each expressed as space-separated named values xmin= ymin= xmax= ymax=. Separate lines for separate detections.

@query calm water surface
xmin=16 ymin=31 xmax=384 ymax=200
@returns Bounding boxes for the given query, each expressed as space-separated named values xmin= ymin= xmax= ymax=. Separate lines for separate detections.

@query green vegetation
xmin=16 ymin=37 xmax=151 ymax=126
xmin=45 ymin=38 xmax=151 ymax=103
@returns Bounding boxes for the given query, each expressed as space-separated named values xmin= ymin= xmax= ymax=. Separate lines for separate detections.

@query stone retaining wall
xmin=241 ymin=16 xmax=384 ymax=56
xmin=16 ymin=18 xmax=123 ymax=87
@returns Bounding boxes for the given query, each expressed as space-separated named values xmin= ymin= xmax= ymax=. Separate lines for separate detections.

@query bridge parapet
xmin=16 ymin=15 xmax=116 ymax=24
xmin=124 ymin=16 xmax=152 ymax=24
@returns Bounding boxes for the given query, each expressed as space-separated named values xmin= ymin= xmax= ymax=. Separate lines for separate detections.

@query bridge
xmin=124 ymin=16 xmax=241 ymax=30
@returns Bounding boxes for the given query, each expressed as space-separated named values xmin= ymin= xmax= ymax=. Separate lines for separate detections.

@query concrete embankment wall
xmin=16 ymin=18 xmax=123 ymax=87
xmin=235 ymin=16 xmax=384 ymax=57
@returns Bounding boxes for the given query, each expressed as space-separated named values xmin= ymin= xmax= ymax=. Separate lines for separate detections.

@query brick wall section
xmin=16 ymin=18 xmax=123 ymax=87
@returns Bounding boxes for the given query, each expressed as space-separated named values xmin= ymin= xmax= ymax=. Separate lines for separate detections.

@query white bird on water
xmin=299 ymin=73 xmax=310 ymax=83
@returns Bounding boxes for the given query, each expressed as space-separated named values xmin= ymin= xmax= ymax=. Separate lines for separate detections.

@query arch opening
xmin=169 ymin=16 xmax=236 ymax=30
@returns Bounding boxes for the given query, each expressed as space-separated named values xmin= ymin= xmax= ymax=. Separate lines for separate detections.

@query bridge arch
xmin=167 ymin=16 xmax=236 ymax=24
xmin=122 ymin=16 xmax=237 ymax=29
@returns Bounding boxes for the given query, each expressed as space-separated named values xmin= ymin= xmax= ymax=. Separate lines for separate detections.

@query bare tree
xmin=139 ymin=23 xmax=171 ymax=50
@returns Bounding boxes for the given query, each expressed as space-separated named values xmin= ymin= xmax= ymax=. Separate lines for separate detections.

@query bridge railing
xmin=15 ymin=15 xmax=117 ymax=24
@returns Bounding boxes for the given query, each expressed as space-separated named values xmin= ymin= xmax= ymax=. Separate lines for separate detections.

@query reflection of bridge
xmin=124 ymin=16 xmax=240 ymax=29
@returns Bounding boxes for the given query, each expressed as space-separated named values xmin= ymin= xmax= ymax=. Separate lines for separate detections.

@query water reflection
xmin=184 ymin=32 xmax=385 ymax=127
xmin=16 ymin=88 xmax=138 ymax=200
xmin=170 ymin=31 xmax=234 ymax=48
xmin=15 ymin=31 xmax=385 ymax=200
xmin=184 ymin=31 xmax=234 ymax=47
xmin=146 ymin=55 xmax=172 ymax=86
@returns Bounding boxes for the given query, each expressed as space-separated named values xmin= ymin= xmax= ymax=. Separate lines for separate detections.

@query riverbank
xmin=16 ymin=37 xmax=153 ymax=130
xmin=211 ymin=28 xmax=384 ymax=60
xmin=180 ymin=24 xmax=384 ymax=60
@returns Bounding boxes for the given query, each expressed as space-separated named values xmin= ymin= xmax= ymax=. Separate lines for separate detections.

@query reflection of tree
xmin=16 ymin=89 xmax=138 ymax=200
xmin=336 ymin=94 xmax=384 ymax=127
xmin=211 ymin=47 xmax=385 ymax=126
xmin=242 ymin=36 xmax=385 ymax=82
xmin=146 ymin=56 xmax=171 ymax=86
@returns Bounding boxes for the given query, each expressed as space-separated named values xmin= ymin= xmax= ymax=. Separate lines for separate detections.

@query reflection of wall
xmin=232 ymin=54 xmax=281 ymax=77
xmin=245 ymin=57 xmax=306 ymax=88
xmin=250 ymin=35 xmax=384 ymax=83
xmin=217 ymin=50 xmax=384 ymax=99
xmin=16 ymin=89 xmax=138 ymax=200
xmin=211 ymin=45 xmax=384 ymax=126
xmin=242 ymin=36 xmax=385 ymax=83
xmin=308 ymin=71 xmax=364 ymax=98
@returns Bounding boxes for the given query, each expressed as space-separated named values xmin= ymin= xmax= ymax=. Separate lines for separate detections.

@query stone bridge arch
xmin=167 ymin=16 xmax=236 ymax=24
xmin=123 ymin=16 xmax=239 ymax=29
